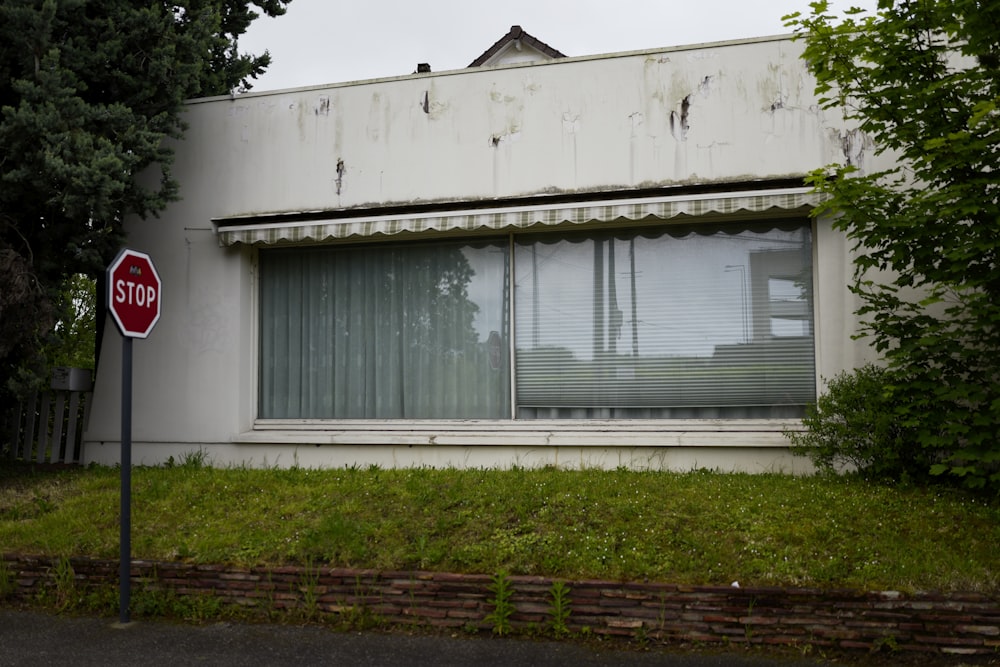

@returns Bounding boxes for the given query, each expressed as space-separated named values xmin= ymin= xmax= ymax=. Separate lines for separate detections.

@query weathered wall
xmin=172 ymin=37 xmax=863 ymax=217
xmin=83 ymin=36 xmax=881 ymax=469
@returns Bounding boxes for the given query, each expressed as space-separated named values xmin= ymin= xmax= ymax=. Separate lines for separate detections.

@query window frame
xmin=250 ymin=216 xmax=818 ymax=429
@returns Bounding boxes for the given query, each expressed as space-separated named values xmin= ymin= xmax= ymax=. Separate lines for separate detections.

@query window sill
xmin=237 ymin=419 xmax=804 ymax=447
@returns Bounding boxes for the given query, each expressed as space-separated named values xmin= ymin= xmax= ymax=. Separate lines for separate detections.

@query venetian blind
xmin=513 ymin=223 xmax=815 ymax=419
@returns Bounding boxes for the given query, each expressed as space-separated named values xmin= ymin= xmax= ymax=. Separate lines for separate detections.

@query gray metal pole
xmin=119 ymin=336 xmax=132 ymax=624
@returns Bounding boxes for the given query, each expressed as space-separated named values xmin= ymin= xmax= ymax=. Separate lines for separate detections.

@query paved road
xmin=0 ymin=608 xmax=836 ymax=667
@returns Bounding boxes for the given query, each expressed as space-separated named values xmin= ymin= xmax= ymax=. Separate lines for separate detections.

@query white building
xmin=83 ymin=30 xmax=879 ymax=471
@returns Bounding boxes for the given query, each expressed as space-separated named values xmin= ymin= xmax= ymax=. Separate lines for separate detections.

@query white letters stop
xmin=115 ymin=279 xmax=157 ymax=308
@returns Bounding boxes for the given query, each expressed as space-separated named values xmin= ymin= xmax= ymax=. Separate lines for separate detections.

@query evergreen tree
xmin=0 ymin=0 xmax=291 ymax=396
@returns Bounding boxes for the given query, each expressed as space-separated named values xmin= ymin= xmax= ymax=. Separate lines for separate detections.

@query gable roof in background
xmin=468 ymin=25 xmax=567 ymax=67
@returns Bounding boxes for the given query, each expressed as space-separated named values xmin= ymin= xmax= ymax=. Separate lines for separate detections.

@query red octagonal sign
xmin=108 ymin=249 xmax=161 ymax=338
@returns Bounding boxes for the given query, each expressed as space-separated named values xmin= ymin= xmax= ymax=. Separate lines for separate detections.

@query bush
xmin=787 ymin=364 xmax=932 ymax=481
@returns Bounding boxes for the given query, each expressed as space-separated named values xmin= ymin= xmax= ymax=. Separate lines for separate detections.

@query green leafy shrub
xmin=785 ymin=2 xmax=1000 ymax=490
xmin=788 ymin=364 xmax=933 ymax=481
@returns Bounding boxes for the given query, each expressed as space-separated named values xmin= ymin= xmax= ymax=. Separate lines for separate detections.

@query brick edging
xmin=3 ymin=554 xmax=998 ymax=656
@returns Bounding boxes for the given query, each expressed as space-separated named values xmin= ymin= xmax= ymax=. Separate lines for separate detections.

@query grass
xmin=1 ymin=461 xmax=998 ymax=593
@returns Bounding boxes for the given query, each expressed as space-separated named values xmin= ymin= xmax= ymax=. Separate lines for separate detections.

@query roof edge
xmin=194 ymin=33 xmax=797 ymax=103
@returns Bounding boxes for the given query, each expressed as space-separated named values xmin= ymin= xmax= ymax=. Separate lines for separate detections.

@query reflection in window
xmin=258 ymin=221 xmax=814 ymax=421
xmin=259 ymin=241 xmax=510 ymax=419
xmin=514 ymin=224 xmax=814 ymax=419
xmin=768 ymin=277 xmax=811 ymax=337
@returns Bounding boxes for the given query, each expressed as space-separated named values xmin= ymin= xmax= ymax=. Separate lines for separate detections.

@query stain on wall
xmin=670 ymin=95 xmax=691 ymax=141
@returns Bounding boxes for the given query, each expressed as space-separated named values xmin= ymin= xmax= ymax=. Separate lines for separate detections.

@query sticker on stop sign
xmin=107 ymin=248 xmax=162 ymax=338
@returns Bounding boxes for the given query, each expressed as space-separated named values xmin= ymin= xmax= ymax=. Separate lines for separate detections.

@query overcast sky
xmin=239 ymin=0 xmax=879 ymax=92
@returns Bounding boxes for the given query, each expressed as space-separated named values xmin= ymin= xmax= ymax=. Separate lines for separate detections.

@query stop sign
xmin=107 ymin=248 xmax=161 ymax=338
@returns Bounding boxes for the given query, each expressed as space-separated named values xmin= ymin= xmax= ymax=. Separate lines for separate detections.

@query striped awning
xmin=214 ymin=187 xmax=824 ymax=246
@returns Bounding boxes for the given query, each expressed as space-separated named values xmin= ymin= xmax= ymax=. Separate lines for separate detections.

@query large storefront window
xmin=259 ymin=222 xmax=814 ymax=420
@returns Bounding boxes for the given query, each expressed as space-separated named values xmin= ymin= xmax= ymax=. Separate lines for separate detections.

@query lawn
xmin=1 ymin=460 xmax=998 ymax=593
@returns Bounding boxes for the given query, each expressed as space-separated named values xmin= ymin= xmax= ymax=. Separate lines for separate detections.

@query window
xmin=259 ymin=221 xmax=814 ymax=420
xmin=259 ymin=240 xmax=510 ymax=419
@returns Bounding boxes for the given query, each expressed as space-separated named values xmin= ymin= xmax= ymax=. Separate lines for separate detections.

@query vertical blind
xmin=259 ymin=222 xmax=814 ymax=420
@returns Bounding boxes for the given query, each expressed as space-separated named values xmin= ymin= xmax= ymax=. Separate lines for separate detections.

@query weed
xmin=259 ymin=571 xmax=278 ymax=620
xmin=179 ymin=592 xmax=224 ymax=622
xmin=180 ymin=450 xmax=209 ymax=468
xmin=47 ymin=556 xmax=77 ymax=611
xmin=547 ymin=580 xmax=572 ymax=637
xmin=130 ymin=586 xmax=245 ymax=623
xmin=33 ymin=495 xmax=54 ymax=515
xmin=299 ymin=558 xmax=321 ymax=619
xmin=82 ymin=584 xmax=118 ymax=613
xmin=409 ymin=533 xmax=446 ymax=570
xmin=872 ymin=635 xmax=900 ymax=654
xmin=131 ymin=587 xmax=172 ymax=617
xmin=485 ymin=571 xmax=515 ymax=636
xmin=524 ymin=621 xmax=543 ymax=637
xmin=657 ymin=591 xmax=670 ymax=635
xmin=316 ymin=574 xmax=382 ymax=630
xmin=0 ymin=559 xmax=15 ymax=598
xmin=406 ymin=574 xmax=418 ymax=617
xmin=340 ymin=603 xmax=383 ymax=631
xmin=164 ymin=449 xmax=208 ymax=469
xmin=744 ymin=595 xmax=757 ymax=642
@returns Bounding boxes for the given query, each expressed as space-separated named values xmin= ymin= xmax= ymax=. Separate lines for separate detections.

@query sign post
xmin=107 ymin=248 xmax=161 ymax=624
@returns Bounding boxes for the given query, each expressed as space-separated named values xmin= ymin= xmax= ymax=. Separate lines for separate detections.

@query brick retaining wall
xmin=3 ymin=554 xmax=998 ymax=657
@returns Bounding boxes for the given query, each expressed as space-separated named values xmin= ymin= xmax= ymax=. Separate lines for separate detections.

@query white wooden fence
xmin=3 ymin=370 xmax=92 ymax=465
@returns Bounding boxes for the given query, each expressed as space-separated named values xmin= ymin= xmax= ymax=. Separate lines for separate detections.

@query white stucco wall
xmin=83 ymin=35 xmax=881 ymax=470
xmin=170 ymin=37 xmax=861 ymax=217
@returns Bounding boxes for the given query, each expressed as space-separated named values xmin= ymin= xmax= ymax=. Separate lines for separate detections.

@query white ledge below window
xmin=237 ymin=419 xmax=804 ymax=448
